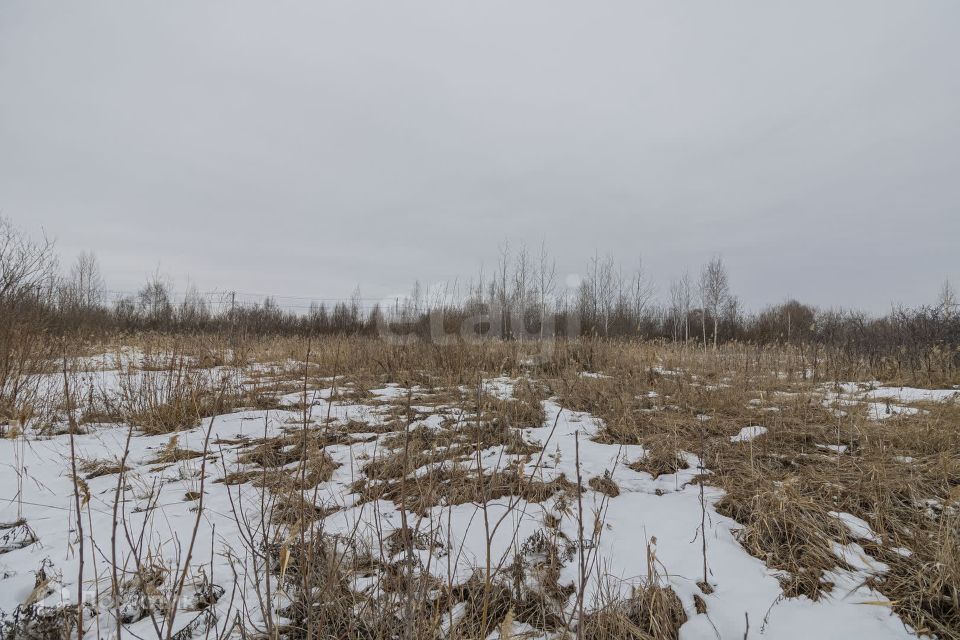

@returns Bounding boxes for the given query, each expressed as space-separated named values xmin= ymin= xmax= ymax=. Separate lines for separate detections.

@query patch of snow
xmin=652 ymin=366 xmax=683 ymax=377
xmin=818 ymin=444 xmax=849 ymax=454
xmin=831 ymin=541 xmax=889 ymax=574
xmin=730 ymin=426 xmax=768 ymax=443
xmin=578 ymin=371 xmax=611 ymax=379
xmin=368 ymin=383 xmax=409 ymax=399
xmin=829 ymin=512 xmax=881 ymax=544
xmin=866 ymin=402 xmax=921 ymax=421
xmin=864 ymin=387 xmax=959 ymax=404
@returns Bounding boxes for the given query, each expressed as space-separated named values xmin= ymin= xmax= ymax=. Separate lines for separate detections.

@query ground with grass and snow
xmin=2 ymin=351 xmax=957 ymax=639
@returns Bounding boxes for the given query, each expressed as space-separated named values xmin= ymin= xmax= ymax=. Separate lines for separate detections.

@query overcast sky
xmin=1 ymin=1 xmax=958 ymax=312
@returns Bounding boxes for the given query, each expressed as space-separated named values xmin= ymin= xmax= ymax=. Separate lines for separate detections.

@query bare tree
xmin=512 ymin=243 xmax=532 ymax=340
xmin=680 ymin=270 xmax=693 ymax=342
xmin=668 ymin=277 xmax=684 ymax=341
xmin=0 ymin=216 xmax=57 ymax=303
xmin=0 ymin=217 xmax=59 ymax=416
xmin=409 ymin=280 xmax=423 ymax=321
xmin=536 ymin=240 xmax=556 ymax=339
xmin=576 ymin=253 xmax=618 ymax=336
xmin=629 ymin=258 xmax=655 ymax=333
xmin=576 ymin=257 xmax=596 ymax=333
xmin=597 ymin=255 xmax=616 ymax=336
xmin=67 ymin=250 xmax=105 ymax=309
xmin=495 ymin=241 xmax=511 ymax=338
xmin=179 ymin=282 xmax=209 ymax=325
xmin=699 ymin=256 xmax=730 ymax=350
xmin=722 ymin=294 xmax=741 ymax=340
xmin=938 ymin=279 xmax=957 ymax=317
xmin=137 ymin=270 xmax=174 ymax=325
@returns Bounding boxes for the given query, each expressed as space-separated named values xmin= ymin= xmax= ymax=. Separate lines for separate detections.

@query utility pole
xmin=229 ymin=291 xmax=236 ymax=335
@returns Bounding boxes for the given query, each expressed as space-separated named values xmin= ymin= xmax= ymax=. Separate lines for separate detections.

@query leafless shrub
xmin=0 ymin=217 xmax=60 ymax=426
xmin=116 ymin=358 xmax=241 ymax=434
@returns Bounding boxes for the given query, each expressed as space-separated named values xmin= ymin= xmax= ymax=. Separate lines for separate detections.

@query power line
xmin=104 ymin=289 xmax=387 ymax=301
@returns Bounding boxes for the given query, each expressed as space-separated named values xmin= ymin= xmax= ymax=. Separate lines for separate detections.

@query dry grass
xmin=580 ymin=542 xmax=687 ymax=640
xmin=148 ymin=436 xmax=207 ymax=465
xmin=11 ymin=333 xmax=960 ymax=638
xmin=115 ymin=362 xmax=244 ymax=434
xmin=267 ymin=525 xmax=578 ymax=640
xmin=357 ymin=468 xmax=575 ymax=516
xmin=219 ymin=429 xmax=340 ymax=493
xmin=537 ymin=341 xmax=960 ymax=634
xmin=580 ymin=583 xmax=687 ymax=640
xmin=714 ymin=474 xmax=853 ymax=599
xmin=77 ymin=457 xmax=129 ymax=479
xmin=629 ymin=448 xmax=689 ymax=479
xmin=588 ymin=473 xmax=620 ymax=497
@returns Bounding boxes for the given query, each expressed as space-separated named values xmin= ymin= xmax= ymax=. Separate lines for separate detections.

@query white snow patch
xmin=864 ymin=387 xmax=959 ymax=403
xmin=730 ymin=426 xmax=768 ymax=443
xmin=818 ymin=444 xmax=849 ymax=454
xmin=866 ymin=402 xmax=921 ymax=421
xmin=578 ymin=371 xmax=611 ymax=379
xmin=830 ymin=511 xmax=881 ymax=544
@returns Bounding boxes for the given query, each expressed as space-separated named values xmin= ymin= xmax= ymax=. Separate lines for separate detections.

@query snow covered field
xmin=1 ymin=350 xmax=957 ymax=639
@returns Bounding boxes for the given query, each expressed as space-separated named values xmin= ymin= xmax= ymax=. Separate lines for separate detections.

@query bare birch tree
xmin=699 ymin=256 xmax=730 ymax=350
xmin=680 ymin=270 xmax=693 ymax=342
xmin=512 ymin=243 xmax=532 ymax=340
xmin=669 ymin=277 xmax=684 ymax=341
xmin=537 ymin=240 xmax=556 ymax=339
xmin=496 ymin=241 xmax=510 ymax=338
xmin=629 ymin=258 xmax=654 ymax=334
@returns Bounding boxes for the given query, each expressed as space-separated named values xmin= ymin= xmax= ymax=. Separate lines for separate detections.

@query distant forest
xmin=3 ymin=216 xmax=959 ymax=377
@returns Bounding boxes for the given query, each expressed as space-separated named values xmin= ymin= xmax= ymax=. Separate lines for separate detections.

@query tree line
xmin=2 ymin=217 xmax=958 ymax=374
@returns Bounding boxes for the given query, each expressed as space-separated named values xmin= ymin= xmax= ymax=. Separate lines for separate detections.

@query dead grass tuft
xmin=78 ymin=457 xmax=129 ymax=479
xmin=588 ymin=473 xmax=620 ymax=497
xmin=629 ymin=449 xmax=689 ymax=480
xmin=149 ymin=436 xmax=206 ymax=465
xmin=580 ymin=582 xmax=687 ymax=640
